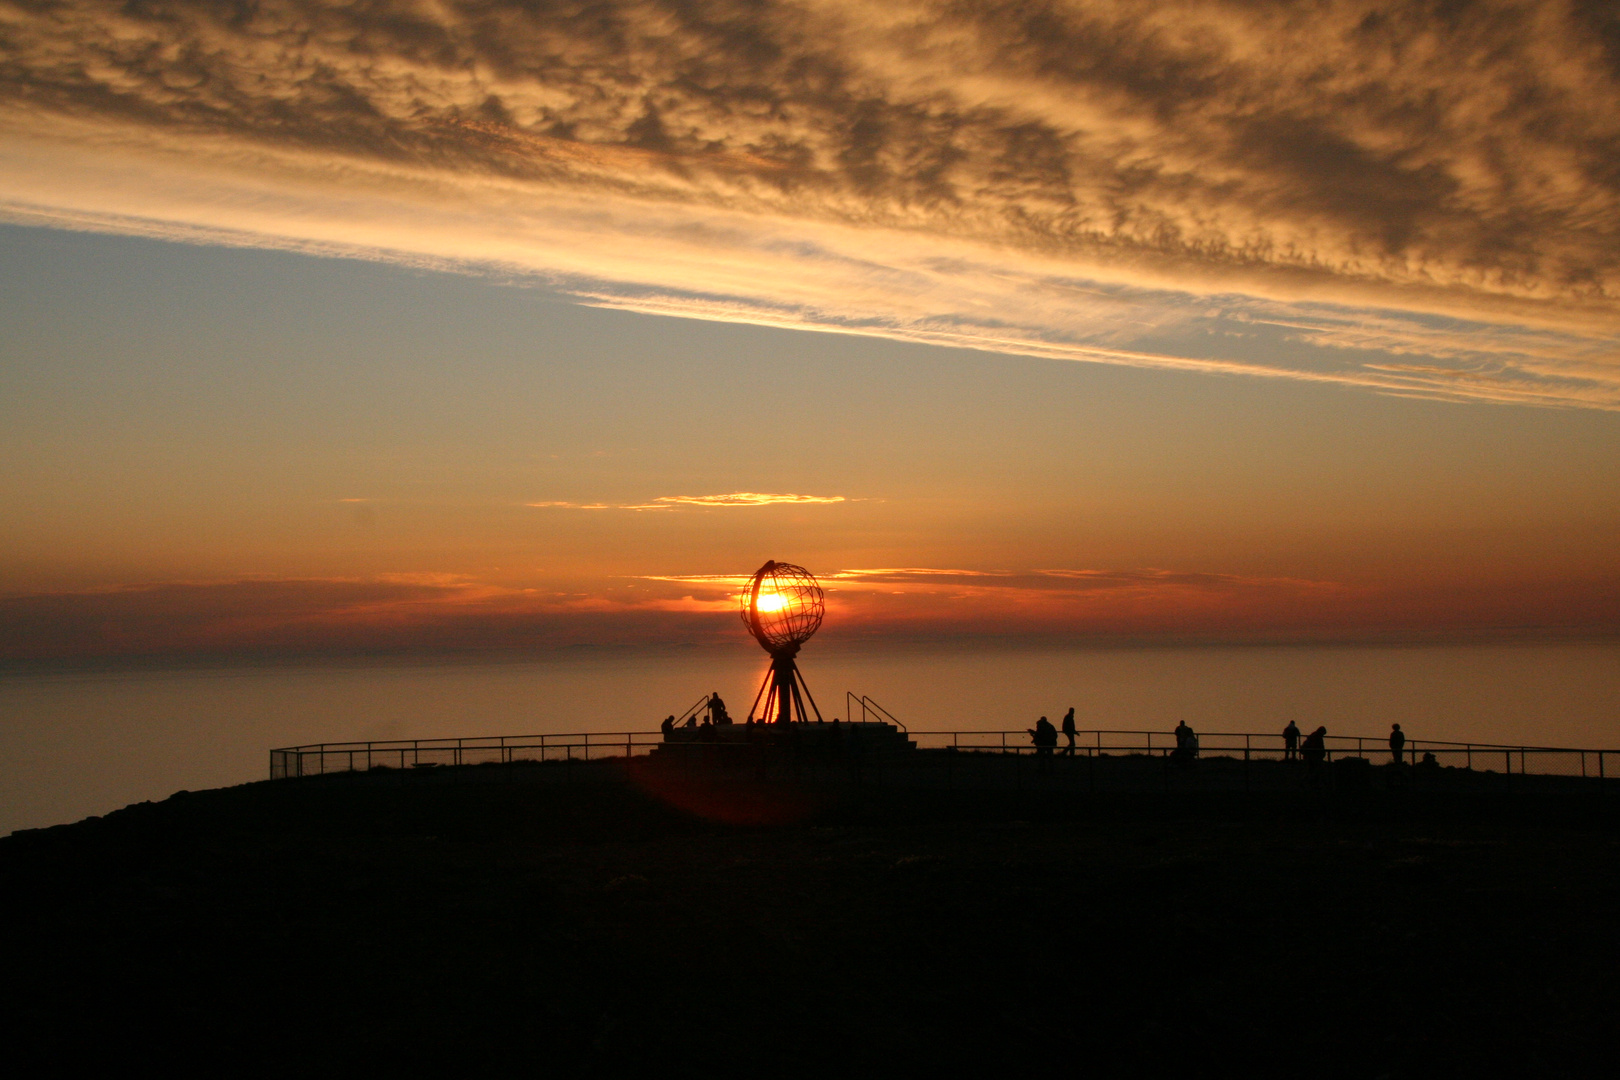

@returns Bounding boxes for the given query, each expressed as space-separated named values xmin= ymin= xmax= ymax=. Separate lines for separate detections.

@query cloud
xmin=0 ymin=576 xmax=740 ymax=661
xmin=1 ymin=564 xmax=1614 ymax=663
xmin=1 ymin=0 xmax=1618 ymax=405
xmin=655 ymin=492 xmax=846 ymax=506
xmin=527 ymin=492 xmax=845 ymax=509
xmin=525 ymin=501 xmax=666 ymax=511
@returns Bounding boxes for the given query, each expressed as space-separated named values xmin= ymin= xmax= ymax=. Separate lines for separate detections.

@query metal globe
xmin=740 ymin=560 xmax=824 ymax=654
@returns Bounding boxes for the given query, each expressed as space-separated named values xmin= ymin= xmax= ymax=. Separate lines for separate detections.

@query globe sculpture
xmin=740 ymin=560 xmax=826 ymax=724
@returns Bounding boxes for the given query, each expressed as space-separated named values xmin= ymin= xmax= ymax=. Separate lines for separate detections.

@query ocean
xmin=3 ymin=639 xmax=1617 ymax=834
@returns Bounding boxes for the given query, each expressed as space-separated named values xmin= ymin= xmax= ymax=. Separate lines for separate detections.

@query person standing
xmin=1389 ymin=723 xmax=1406 ymax=765
xmin=1282 ymin=720 xmax=1301 ymax=762
xmin=1061 ymin=707 xmax=1077 ymax=756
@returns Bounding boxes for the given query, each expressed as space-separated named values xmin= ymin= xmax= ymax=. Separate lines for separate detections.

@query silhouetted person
xmin=1061 ymin=708 xmax=1077 ymax=755
xmin=1172 ymin=721 xmax=1199 ymax=764
xmin=682 ymin=711 xmax=698 ymax=729
xmin=1028 ymin=716 xmax=1057 ymax=762
xmin=710 ymin=692 xmax=730 ymax=725
xmin=1302 ymin=725 xmax=1327 ymax=768
xmin=1282 ymin=720 xmax=1301 ymax=761
xmin=660 ymin=714 xmax=675 ymax=738
xmin=1418 ymin=751 xmax=1439 ymax=771
xmin=1389 ymin=723 xmax=1406 ymax=764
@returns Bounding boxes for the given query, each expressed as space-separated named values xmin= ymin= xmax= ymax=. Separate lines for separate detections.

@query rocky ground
xmin=4 ymin=758 xmax=1617 ymax=1076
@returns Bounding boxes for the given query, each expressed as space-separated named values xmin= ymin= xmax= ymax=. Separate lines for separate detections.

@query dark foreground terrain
xmin=4 ymin=757 xmax=1618 ymax=1076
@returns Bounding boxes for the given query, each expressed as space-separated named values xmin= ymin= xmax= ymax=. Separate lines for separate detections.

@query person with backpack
xmin=1028 ymin=716 xmax=1058 ymax=768
xmin=1302 ymin=726 xmax=1328 ymax=768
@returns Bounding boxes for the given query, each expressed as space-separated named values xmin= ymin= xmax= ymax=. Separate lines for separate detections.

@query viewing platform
xmin=268 ymin=724 xmax=1618 ymax=802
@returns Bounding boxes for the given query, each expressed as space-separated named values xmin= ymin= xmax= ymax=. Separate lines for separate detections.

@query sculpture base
xmin=654 ymin=720 xmax=913 ymax=756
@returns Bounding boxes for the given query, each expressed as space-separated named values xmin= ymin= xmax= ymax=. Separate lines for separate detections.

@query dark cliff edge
xmin=4 ymin=757 xmax=1618 ymax=1075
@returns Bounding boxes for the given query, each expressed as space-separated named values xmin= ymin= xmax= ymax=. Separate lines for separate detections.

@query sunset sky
xmin=3 ymin=0 xmax=1618 ymax=661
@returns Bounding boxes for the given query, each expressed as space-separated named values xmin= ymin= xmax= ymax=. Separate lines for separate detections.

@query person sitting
xmin=1028 ymin=716 xmax=1058 ymax=758
xmin=660 ymin=714 xmax=675 ymax=738
xmin=1302 ymin=726 xmax=1328 ymax=767
xmin=1171 ymin=721 xmax=1199 ymax=764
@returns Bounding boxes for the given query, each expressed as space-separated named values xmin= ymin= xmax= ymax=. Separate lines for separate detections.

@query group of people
xmin=1027 ymin=707 xmax=1080 ymax=757
xmin=659 ymin=692 xmax=731 ymax=738
xmin=1282 ymin=720 xmax=1410 ymax=765
xmin=1280 ymin=720 xmax=1329 ymax=764
xmin=671 ymin=696 xmax=1419 ymax=765
xmin=1024 ymin=711 xmax=1416 ymax=766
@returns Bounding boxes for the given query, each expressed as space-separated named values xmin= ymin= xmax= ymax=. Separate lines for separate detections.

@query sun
xmin=752 ymin=590 xmax=787 ymax=613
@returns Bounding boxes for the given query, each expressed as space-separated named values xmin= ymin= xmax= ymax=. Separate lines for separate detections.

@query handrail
xmin=268 ymin=731 xmax=1620 ymax=757
xmin=674 ymin=693 xmax=713 ymax=727
xmin=268 ymin=727 xmax=1618 ymax=756
xmin=268 ymin=727 xmax=1620 ymax=782
xmin=843 ymin=693 xmax=907 ymax=733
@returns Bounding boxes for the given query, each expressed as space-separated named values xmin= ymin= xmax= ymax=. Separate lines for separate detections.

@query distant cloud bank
xmin=526 ymin=492 xmax=847 ymax=510
xmin=2 ymin=566 xmax=1615 ymax=663
xmin=2 ymin=0 xmax=1618 ymax=405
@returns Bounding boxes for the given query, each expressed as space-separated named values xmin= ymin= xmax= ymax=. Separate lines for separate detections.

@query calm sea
xmin=3 ymin=640 xmax=1617 ymax=834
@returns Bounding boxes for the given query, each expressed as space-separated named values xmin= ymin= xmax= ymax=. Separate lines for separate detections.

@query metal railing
xmin=270 ymin=727 xmax=1617 ymax=781
xmin=846 ymin=692 xmax=907 ymax=732
xmin=269 ymin=731 xmax=664 ymax=779
xmin=903 ymin=729 xmax=1615 ymax=780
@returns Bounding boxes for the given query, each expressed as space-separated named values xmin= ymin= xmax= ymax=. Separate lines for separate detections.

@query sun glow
xmin=752 ymin=591 xmax=787 ymax=613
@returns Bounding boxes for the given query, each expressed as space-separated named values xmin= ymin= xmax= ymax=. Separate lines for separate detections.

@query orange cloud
xmin=527 ymin=493 xmax=846 ymax=510
xmin=10 ymin=562 xmax=1605 ymax=665
xmin=1 ymin=1 xmax=1617 ymax=406
xmin=657 ymin=493 xmax=847 ymax=507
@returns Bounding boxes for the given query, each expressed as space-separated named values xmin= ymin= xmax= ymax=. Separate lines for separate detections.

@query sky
xmin=2 ymin=0 xmax=1618 ymax=662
